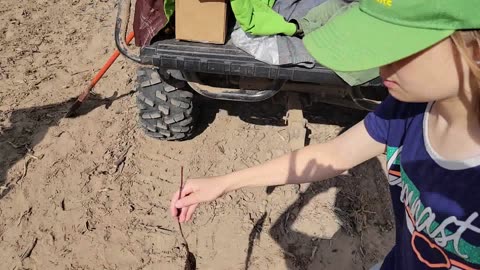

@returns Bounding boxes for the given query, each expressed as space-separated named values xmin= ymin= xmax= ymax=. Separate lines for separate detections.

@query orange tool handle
xmin=89 ymin=31 xmax=135 ymax=88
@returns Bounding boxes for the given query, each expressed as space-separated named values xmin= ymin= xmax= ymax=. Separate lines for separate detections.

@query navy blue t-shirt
xmin=364 ymin=96 xmax=480 ymax=270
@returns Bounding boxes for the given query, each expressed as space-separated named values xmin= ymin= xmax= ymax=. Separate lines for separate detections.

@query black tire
xmin=136 ymin=68 xmax=197 ymax=141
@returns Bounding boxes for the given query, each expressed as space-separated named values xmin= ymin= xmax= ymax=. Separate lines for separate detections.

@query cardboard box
xmin=175 ymin=0 xmax=227 ymax=44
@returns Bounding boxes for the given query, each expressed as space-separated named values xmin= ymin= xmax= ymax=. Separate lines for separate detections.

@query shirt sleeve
xmin=364 ymin=95 xmax=402 ymax=144
xmin=364 ymin=95 xmax=428 ymax=147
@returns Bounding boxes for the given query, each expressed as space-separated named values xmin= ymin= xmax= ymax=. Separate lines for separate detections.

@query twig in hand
xmin=178 ymin=166 xmax=189 ymax=250
xmin=20 ymin=237 xmax=38 ymax=260
xmin=177 ymin=166 xmax=196 ymax=270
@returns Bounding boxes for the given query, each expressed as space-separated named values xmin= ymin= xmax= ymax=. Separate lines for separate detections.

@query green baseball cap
xmin=303 ymin=0 xmax=480 ymax=72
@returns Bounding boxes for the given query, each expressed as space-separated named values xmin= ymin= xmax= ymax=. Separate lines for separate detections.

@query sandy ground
xmin=0 ymin=0 xmax=394 ymax=269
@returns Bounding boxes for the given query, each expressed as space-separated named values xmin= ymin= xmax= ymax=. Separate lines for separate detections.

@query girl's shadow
xmin=244 ymin=143 xmax=394 ymax=270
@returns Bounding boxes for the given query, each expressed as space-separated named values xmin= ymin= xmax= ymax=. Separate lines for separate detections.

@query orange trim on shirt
xmin=389 ymin=170 xmax=401 ymax=177
xmin=451 ymin=259 xmax=477 ymax=270
xmin=405 ymin=205 xmax=477 ymax=270
xmin=411 ymin=231 xmax=452 ymax=269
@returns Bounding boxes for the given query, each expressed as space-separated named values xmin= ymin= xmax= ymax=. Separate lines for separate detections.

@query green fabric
xmin=304 ymin=0 xmax=480 ymax=72
xmin=164 ymin=0 xmax=175 ymax=22
xmin=231 ymin=0 xmax=297 ymax=36
xmin=335 ymin=68 xmax=379 ymax=86
xmin=231 ymin=0 xmax=379 ymax=85
xmin=300 ymin=0 xmax=379 ymax=85
xmin=298 ymin=0 xmax=349 ymax=35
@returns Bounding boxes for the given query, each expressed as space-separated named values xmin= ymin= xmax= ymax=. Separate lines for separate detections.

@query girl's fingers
xmin=171 ymin=178 xmax=223 ymax=221
xmin=185 ymin=204 xmax=198 ymax=222
xmin=170 ymin=190 xmax=181 ymax=217
xmin=175 ymin=192 xmax=202 ymax=209
xmin=180 ymin=185 xmax=194 ymax=198
xmin=179 ymin=206 xmax=190 ymax=223
xmin=170 ymin=183 xmax=195 ymax=218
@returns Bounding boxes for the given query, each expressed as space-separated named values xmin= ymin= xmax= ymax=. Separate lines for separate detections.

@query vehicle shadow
xmin=192 ymin=94 xmax=368 ymax=139
xmin=244 ymin=154 xmax=394 ymax=270
xmin=0 ymin=91 xmax=134 ymax=200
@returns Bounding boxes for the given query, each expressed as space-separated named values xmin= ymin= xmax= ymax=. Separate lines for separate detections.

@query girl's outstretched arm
xmin=171 ymin=120 xmax=385 ymax=222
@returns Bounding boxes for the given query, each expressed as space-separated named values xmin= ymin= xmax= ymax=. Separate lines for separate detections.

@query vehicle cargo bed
xmin=140 ymin=39 xmax=380 ymax=87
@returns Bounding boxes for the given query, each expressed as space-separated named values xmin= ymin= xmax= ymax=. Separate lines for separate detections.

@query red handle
xmin=89 ymin=31 xmax=135 ymax=88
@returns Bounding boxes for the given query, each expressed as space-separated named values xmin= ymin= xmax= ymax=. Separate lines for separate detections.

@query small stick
xmin=177 ymin=166 xmax=190 ymax=253
xmin=26 ymin=153 xmax=43 ymax=160
xmin=310 ymin=245 xmax=318 ymax=262
xmin=17 ymin=207 xmax=32 ymax=226
xmin=17 ymin=158 xmax=32 ymax=183
xmin=71 ymin=70 xmax=89 ymax=76
xmin=177 ymin=166 xmax=196 ymax=270
xmin=20 ymin=237 xmax=38 ymax=260
xmin=7 ymin=141 xmax=25 ymax=149
xmin=34 ymin=74 xmax=54 ymax=86
xmin=114 ymin=146 xmax=131 ymax=173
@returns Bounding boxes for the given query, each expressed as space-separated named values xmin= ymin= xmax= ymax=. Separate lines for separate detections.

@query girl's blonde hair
xmin=451 ymin=30 xmax=480 ymax=118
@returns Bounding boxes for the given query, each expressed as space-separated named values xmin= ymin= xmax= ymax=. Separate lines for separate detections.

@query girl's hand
xmin=170 ymin=176 xmax=230 ymax=223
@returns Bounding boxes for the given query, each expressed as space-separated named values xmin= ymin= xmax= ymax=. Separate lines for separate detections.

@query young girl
xmin=171 ymin=0 xmax=480 ymax=269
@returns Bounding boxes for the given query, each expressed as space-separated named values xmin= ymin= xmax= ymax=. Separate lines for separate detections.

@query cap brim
xmin=303 ymin=4 xmax=454 ymax=72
